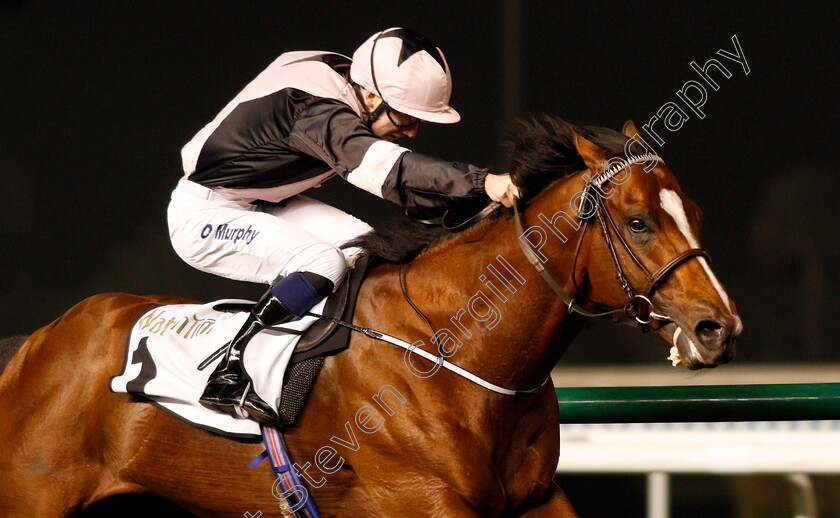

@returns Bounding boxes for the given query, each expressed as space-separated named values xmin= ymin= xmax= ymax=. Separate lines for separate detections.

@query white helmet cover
xmin=351 ymin=28 xmax=460 ymax=124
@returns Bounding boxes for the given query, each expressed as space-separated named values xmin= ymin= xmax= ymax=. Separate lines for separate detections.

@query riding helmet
xmin=350 ymin=27 xmax=460 ymax=124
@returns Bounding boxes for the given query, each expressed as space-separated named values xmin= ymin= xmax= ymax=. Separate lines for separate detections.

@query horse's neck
xmin=403 ymin=178 xmax=591 ymax=390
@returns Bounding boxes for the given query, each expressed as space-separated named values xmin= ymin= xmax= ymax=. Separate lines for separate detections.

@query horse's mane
xmin=345 ymin=115 xmax=639 ymax=263
xmin=509 ymin=115 xmax=637 ymax=200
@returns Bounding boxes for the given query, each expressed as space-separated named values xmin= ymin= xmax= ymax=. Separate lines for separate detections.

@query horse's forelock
xmin=508 ymin=115 xmax=637 ymax=203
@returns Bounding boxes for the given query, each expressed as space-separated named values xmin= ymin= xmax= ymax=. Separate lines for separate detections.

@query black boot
xmin=199 ymin=289 xmax=296 ymax=424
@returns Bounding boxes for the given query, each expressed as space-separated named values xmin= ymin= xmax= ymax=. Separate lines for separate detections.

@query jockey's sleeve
xmin=289 ymin=99 xmax=489 ymax=216
xmin=382 ymin=152 xmax=489 ymax=218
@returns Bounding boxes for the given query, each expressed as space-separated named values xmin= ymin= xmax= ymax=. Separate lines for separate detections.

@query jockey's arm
xmin=289 ymin=99 xmax=490 ymax=218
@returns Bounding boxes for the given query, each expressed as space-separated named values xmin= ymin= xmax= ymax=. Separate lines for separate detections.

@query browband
xmin=577 ymin=153 xmax=662 ymax=217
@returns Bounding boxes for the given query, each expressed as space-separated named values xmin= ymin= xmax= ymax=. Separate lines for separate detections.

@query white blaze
xmin=659 ymin=189 xmax=732 ymax=312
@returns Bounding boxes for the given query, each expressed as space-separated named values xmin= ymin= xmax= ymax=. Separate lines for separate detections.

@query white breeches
xmin=167 ymin=179 xmax=373 ymax=286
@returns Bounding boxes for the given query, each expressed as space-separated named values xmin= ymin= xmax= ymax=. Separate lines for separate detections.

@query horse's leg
xmin=105 ymin=405 xmax=283 ymax=517
xmin=328 ymin=476 xmax=490 ymax=517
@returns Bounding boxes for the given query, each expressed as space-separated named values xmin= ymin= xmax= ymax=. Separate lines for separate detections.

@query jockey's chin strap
xmin=513 ymin=154 xmax=710 ymax=331
xmin=352 ymin=83 xmax=386 ymax=127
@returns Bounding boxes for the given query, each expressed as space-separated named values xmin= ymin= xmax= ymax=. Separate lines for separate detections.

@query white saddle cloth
xmin=109 ymin=298 xmax=325 ymax=437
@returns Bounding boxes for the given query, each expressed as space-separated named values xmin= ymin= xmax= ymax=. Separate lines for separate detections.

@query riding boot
xmin=199 ymin=271 xmax=335 ymax=424
xmin=199 ymin=289 xmax=294 ymax=423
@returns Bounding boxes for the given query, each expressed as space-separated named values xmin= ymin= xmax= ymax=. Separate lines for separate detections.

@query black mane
xmin=344 ymin=116 xmax=639 ymax=263
xmin=509 ymin=115 xmax=637 ymax=200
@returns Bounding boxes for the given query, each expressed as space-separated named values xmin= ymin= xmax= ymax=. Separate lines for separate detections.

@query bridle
xmin=514 ymin=155 xmax=710 ymax=331
xmin=328 ymin=154 xmax=709 ymax=397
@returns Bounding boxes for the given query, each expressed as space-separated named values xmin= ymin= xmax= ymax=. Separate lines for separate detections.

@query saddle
xmin=214 ymin=254 xmax=371 ymax=428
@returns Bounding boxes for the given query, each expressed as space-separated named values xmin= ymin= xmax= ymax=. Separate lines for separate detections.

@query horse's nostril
xmin=695 ymin=320 xmax=725 ymax=345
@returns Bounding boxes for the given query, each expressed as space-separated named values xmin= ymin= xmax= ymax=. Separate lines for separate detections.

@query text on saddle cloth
xmin=108 ymin=257 xmax=371 ymax=437
xmin=109 ymin=298 xmax=327 ymax=437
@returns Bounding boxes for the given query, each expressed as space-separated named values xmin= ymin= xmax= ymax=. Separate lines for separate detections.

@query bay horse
xmin=0 ymin=118 xmax=741 ymax=517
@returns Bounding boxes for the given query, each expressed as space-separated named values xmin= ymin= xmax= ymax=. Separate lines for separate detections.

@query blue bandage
xmin=270 ymin=272 xmax=325 ymax=317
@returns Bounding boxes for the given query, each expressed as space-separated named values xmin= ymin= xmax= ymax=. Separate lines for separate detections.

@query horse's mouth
xmin=660 ymin=322 xmax=733 ymax=370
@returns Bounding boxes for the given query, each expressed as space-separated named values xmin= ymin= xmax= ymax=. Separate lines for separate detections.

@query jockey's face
xmin=361 ymin=91 xmax=419 ymax=142
xmin=371 ymin=109 xmax=420 ymax=141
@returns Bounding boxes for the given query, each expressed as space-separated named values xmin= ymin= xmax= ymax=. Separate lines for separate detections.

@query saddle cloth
xmin=110 ymin=298 xmax=332 ymax=437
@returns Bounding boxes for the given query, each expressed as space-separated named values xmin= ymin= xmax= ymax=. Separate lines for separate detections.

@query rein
xmin=412 ymin=201 xmax=502 ymax=230
xmin=513 ymin=202 xmax=628 ymax=321
xmin=514 ymin=155 xmax=710 ymax=330
xmin=442 ymin=201 xmax=502 ymax=231
xmin=307 ymin=312 xmax=548 ymax=397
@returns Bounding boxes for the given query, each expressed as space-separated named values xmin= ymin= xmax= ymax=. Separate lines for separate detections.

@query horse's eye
xmin=628 ymin=218 xmax=647 ymax=233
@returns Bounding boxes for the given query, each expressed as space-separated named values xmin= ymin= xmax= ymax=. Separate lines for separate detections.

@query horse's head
xmin=575 ymin=122 xmax=741 ymax=368
xmin=512 ymin=117 xmax=741 ymax=369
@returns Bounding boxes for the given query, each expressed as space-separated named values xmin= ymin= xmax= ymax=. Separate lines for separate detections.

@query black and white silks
xmin=181 ymin=51 xmax=488 ymax=219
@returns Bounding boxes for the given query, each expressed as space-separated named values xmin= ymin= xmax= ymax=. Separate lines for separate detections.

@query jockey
xmin=168 ymin=27 xmax=517 ymax=424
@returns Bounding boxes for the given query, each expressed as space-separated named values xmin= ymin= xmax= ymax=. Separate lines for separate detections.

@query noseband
xmin=514 ymin=155 xmax=710 ymax=331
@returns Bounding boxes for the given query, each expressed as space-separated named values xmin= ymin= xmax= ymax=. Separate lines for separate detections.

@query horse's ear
xmin=573 ymin=132 xmax=610 ymax=172
xmin=622 ymin=120 xmax=640 ymax=137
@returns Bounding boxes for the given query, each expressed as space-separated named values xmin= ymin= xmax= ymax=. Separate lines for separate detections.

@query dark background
xmin=1 ymin=1 xmax=838 ymax=516
xmin=3 ymin=2 xmax=839 ymax=363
